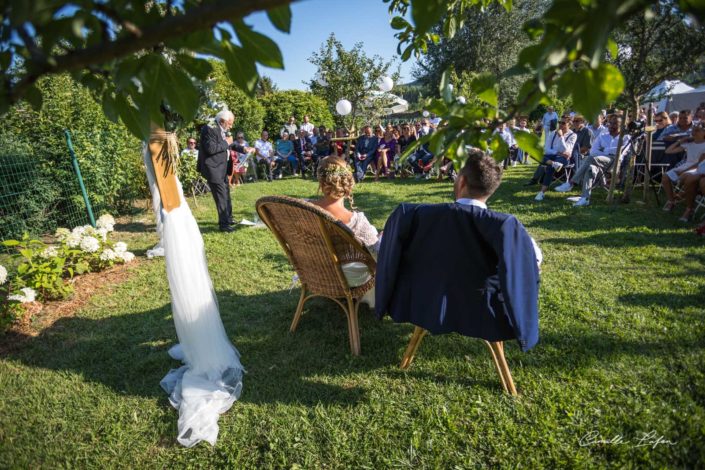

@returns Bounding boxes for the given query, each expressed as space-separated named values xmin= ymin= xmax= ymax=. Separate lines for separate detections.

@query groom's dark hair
xmin=460 ymin=150 xmax=503 ymax=198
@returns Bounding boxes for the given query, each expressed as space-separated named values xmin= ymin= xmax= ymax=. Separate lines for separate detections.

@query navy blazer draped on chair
xmin=375 ymin=203 xmax=540 ymax=351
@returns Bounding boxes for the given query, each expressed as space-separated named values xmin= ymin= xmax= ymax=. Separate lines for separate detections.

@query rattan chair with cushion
xmin=256 ymin=195 xmax=376 ymax=355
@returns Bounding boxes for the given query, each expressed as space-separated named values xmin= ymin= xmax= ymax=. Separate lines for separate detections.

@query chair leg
xmin=345 ymin=296 xmax=361 ymax=356
xmin=290 ymin=285 xmax=307 ymax=333
xmin=400 ymin=327 xmax=427 ymax=369
xmin=484 ymin=341 xmax=517 ymax=396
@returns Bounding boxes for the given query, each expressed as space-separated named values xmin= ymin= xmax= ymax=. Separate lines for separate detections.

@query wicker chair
xmin=256 ymin=196 xmax=377 ymax=355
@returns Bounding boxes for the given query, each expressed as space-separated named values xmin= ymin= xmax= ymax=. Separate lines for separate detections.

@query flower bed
xmin=0 ymin=214 xmax=135 ymax=330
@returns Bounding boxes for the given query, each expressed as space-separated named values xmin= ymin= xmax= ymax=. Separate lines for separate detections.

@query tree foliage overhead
xmin=384 ymin=0 xmax=705 ymax=166
xmin=612 ymin=0 xmax=705 ymax=113
xmin=413 ymin=0 xmax=548 ymax=107
xmin=0 ymin=0 xmax=294 ymax=138
xmin=308 ymin=34 xmax=398 ymax=130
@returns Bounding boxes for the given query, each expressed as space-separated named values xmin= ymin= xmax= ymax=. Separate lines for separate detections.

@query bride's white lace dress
xmin=341 ymin=211 xmax=380 ymax=307
xmin=143 ymin=148 xmax=244 ymax=447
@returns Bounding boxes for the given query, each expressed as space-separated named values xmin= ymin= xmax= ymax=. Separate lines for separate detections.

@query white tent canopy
xmin=643 ymin=80 xmax=695 ymax=112
xmin=667 ymin=85 xmax=705 ymax=114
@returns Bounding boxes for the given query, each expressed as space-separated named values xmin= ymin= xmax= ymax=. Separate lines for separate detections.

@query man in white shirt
xmin=254 ymin=130 xmax=275 ymax=181
xmin=542 ymin=106 xmax=558 ymax=136
xmin=532 ymin=118 xmax=576 ymax=201
xmin=513 ymin=117 xmax=531 ymax=164
xmin=555 ymin=116 xmax=631 ymax=206
xmin=300 ymin=115 xmax=315 ymax=135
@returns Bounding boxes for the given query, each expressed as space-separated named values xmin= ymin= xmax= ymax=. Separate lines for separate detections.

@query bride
xmin=310 ymin=156 xmax=381 ymax=305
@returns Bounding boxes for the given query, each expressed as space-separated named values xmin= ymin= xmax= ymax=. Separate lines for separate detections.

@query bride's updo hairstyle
xmin=317 ymin=156 xmax=356 ymax=208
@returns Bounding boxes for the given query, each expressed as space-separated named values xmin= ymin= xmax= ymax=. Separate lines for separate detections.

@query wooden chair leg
xmin=346 ymin=297 xmax=361 ymax=356
xmin=400 ymin=327 xmax=427 ymax=369
xmin=290 ymin=286 xmax=307 ymax=333
xmin=484 ymin=341 xmax=517 ymax=396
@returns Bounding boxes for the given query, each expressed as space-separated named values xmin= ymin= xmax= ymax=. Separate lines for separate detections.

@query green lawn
xmin=1 ymin=167 xmax=704 ymax=468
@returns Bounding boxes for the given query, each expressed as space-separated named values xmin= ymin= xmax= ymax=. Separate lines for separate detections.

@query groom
xmin=198 ymin=110 xmax=237 ymax=232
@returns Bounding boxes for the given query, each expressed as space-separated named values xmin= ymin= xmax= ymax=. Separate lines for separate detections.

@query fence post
xmin=64 ymin=129 xmax=96 ymax=227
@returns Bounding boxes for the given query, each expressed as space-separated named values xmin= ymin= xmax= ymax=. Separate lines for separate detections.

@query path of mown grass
xmin=1 ymin=167 xmax=704 ymax=468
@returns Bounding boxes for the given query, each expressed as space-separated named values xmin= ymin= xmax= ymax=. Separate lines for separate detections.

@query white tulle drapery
xmin=143 ymin=146 xmax=244 ymax=447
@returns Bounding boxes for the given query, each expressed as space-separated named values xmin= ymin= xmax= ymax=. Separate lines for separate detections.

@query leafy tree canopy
xmin=308 ymin=34 xmax=399 ymax=130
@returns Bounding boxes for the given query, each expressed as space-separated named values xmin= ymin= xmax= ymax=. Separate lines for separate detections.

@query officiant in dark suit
xmin=198 ymin=110 xmax=252 ymax=232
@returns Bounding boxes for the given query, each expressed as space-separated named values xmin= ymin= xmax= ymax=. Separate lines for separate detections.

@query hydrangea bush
xmin=1 ymin=214 xmax=134 ymax=330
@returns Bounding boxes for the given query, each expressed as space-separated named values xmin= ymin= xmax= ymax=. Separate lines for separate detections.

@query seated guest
xmin=662 ymin=122 xmax=705 ymax=221
xmin=254 ymin=130 xmax=275 ymax=181
xmin=650 ymin=112 xmax=673 ymax=167
xmin=353 ymin=125 xmax=379 ymax=182
xmin=555 ymin=115 xmax=631 ymax=206
xmin=587 ymin=114 xmax=607 ymax=144
xmin=229 ymin=132 xmax=251 ymax=186
xmin=532 ymin=117 xmax=577 ymax=201
xmin=572 ymin=114 xmax=591 ymax=170
xmin=274 ymin=131 xmax=294 ymax=179
xmin=311 ymin=156 xmax=380 ymax=306
xmin=694 ymin=108 xmax=705 ymax=126
xmin=375 ymin=150 xmax=540 ymax=351
xmin=293 ymin=129 xmax=313 ymax=177
xmin=313 ymin=126 xmax=331 ymax=172
xmin=661 ymin=110 xmax=693 ymax=144
xmin=375 ymin=128 xmax=397 ymax=180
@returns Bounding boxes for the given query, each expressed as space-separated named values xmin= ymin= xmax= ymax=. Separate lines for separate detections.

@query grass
xmin=1 ymin=166 xmax=704 ymax=468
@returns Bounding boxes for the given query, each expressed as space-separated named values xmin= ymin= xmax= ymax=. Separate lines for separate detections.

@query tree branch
xmin=8 ymin=0 xmax=294 ymax=105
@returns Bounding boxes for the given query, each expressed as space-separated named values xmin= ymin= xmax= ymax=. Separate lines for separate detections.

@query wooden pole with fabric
xmin=642 ymin=108 xmax=655 ymax=202
xmin=148 ymin=124 xmax=181 ymax=213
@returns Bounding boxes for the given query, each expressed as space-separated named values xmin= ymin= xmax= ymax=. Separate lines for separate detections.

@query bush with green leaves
xmin=260 ymin=90 xmax=335 ymax=138
xmin=0 ymin=214 xmax=135 ymax=330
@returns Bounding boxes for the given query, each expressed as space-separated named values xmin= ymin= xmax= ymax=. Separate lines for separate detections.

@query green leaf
xmin=162 ymin=65 xmax=199 ymax=122
xmin=114 ymin=94 xmax=149 ymax=140
xmin=2 ymin=240 xmax=20 ymax=246
xmin=470 ymin=73 xmax=498 ymax=108
xmin=390 ymin=16 xmax=409 ymax=30
xmin=606 ymin=38 xmax=618 ymax=59
xmin=410 ymin=0 xmax=446 ymax=36
xmin=595 ymin=63 xmax=624 ymax=102
xmin=175 ymin=54 xmax=213 ymax=81
xmin=267 ymin=5 xmax=292 ymax=33
xmin=514 ymin=131 xmax=543 ymax=163
xmin=234 ymin=22 xmax=284 ymax=69
xmin=222 ymin=43 xmax=259 ymax=96
xmin=102 ymin=91 xmax=118 ymax=123
xmin=24 ymin=85 xmax=43 ymax=111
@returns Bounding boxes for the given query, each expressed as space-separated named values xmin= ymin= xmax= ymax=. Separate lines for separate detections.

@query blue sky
xmin=244 ymin=0 xmax=415 ymax=90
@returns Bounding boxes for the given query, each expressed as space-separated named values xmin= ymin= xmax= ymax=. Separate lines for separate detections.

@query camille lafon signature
xmin=579 ymin=430 xmax=676 ymax=449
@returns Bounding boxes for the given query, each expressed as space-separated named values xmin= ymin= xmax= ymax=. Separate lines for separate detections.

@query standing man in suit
xmin=354 ymin=125 xmax=379 ymax=182
xmin=293 ymin=129 xmax=313 ymax=177
xmin=198 ymin=110 xmax=236 ymax=232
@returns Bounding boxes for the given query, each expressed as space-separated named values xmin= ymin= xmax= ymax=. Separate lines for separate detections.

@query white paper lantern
xmin=457 ymin=96 xmax=467 ymax=105
xmin=316 ymin=75 xmax=328 ymax=87
xmin=422 ymin=110 xmax=430 ymax=118
xmin=378 ymin=76 xmax=394 ymax=92
xmin=336 ymin=99 xmax=352 ymax=116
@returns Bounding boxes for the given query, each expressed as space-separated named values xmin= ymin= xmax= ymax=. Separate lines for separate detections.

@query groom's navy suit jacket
xmin=375 ymin=202 xmax=540 ymax=351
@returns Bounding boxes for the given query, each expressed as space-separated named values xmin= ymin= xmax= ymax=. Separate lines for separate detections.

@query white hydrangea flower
xmin=96 ymin=228 xmax=108 ymax=241
xmin=0 ymin=265 xmax=7 ymax=285
xmin=97 ymin=214 xmax=116 ymax=232
xmin=80 ymin=236 xmax=100 ymax=253
xmin=100 ymin=249 xmax=117 ymax=261
xmin=9 ymin=287 xmax=36 ymax=303
xmin=40 ymin=246 xmax=58 ymax=259
xmin=72 ymin=225 xmax=86 ymax=236
xmin=119 ymin=251 xmax=135 ymax=263
xmin=66 ymin=233 xmax=82 ymax=248
xmin=82 ymin=225 xmax=98 ymax=237
xmin=54 ymin=228 xmax=70 ymax=241
xmin=113 ymin=241 xmax=128 ymax=254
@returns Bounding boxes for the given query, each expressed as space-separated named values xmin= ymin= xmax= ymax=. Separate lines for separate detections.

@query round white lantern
xmin=457 ymin=96 xmax=467 ymax=104
xmin=336 ymin=99 xmax=352 ymax=116
xmin=422 ymin=110 xmax=430 ymax=118
xmin=316 ymin=75 xmax=328 ymax=87
xmin=378 ymin=76 xmax=394 ymax=92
